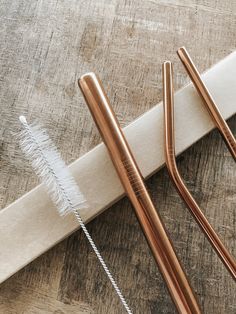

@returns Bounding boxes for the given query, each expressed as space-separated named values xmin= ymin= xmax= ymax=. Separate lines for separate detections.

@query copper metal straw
xmin=177 ymin=47 xmax=236 ymax=161
xmin=78 ymin=73 xmax=201 ymax=314
xmin=162 ymin=61 xmax=236 ymax=280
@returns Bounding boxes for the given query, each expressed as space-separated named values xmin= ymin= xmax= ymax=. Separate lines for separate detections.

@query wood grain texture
xmin=0 ymin=0 xmax=235 ymax=313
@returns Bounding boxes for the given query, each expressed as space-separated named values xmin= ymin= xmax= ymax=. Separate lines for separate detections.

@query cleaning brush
xmin=19 ymin=115 xmax=132 ymax=314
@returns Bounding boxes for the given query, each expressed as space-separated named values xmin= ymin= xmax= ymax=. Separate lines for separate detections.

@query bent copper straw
xmin=78 ymin=73 xmax=201 ymax=314
xmin=177 ymin=46 xmax=236 ymax=161
xmin=162 ymin=61 xmax=236 ymax=280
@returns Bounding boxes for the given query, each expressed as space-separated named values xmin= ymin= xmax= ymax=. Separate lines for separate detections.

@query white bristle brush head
xmin=19 ymin=116 xmax=133 ymax=314
xmin=19 ymin=115 xmax=87 ymax=216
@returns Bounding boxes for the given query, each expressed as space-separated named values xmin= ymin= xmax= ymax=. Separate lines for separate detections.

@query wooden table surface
xmin=0 ymin=1 xmax=235 ymax=313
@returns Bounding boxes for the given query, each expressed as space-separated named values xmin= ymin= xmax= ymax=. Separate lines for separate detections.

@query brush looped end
xmin=19 ymin=115 xmax=27 ymax=125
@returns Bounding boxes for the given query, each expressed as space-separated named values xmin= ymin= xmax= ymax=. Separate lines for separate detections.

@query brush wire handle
xmin=78 ymin=73 xmax=201 ymax=314
xmin=163 ymin=61 xmax=236 ymax=280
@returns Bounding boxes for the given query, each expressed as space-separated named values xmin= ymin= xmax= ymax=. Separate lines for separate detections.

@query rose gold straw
xmin=177 ymin=46 xmax=236 ymax=161
xmin=78 ymin=73 xmax=201 ymax=314
xmin=162 ymin=61 xmax=236 ymax=280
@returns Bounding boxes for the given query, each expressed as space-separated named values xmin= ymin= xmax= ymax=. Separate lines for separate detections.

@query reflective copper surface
xmin=163 ymin=61 xmax=236 ymax=280
xmin=177 ymin=47 xmax=236 ymax=161
xmin=78 ymin=73 xmax=201 ymax=314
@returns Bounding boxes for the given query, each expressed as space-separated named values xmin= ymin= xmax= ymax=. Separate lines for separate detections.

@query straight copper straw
xmin=177 ymin=47 xmax=236 ymax=161
xmin=78 ymin=73 xmax=201 ymax=314
xmin=162 ymin=61 xmax=236 ymax=280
